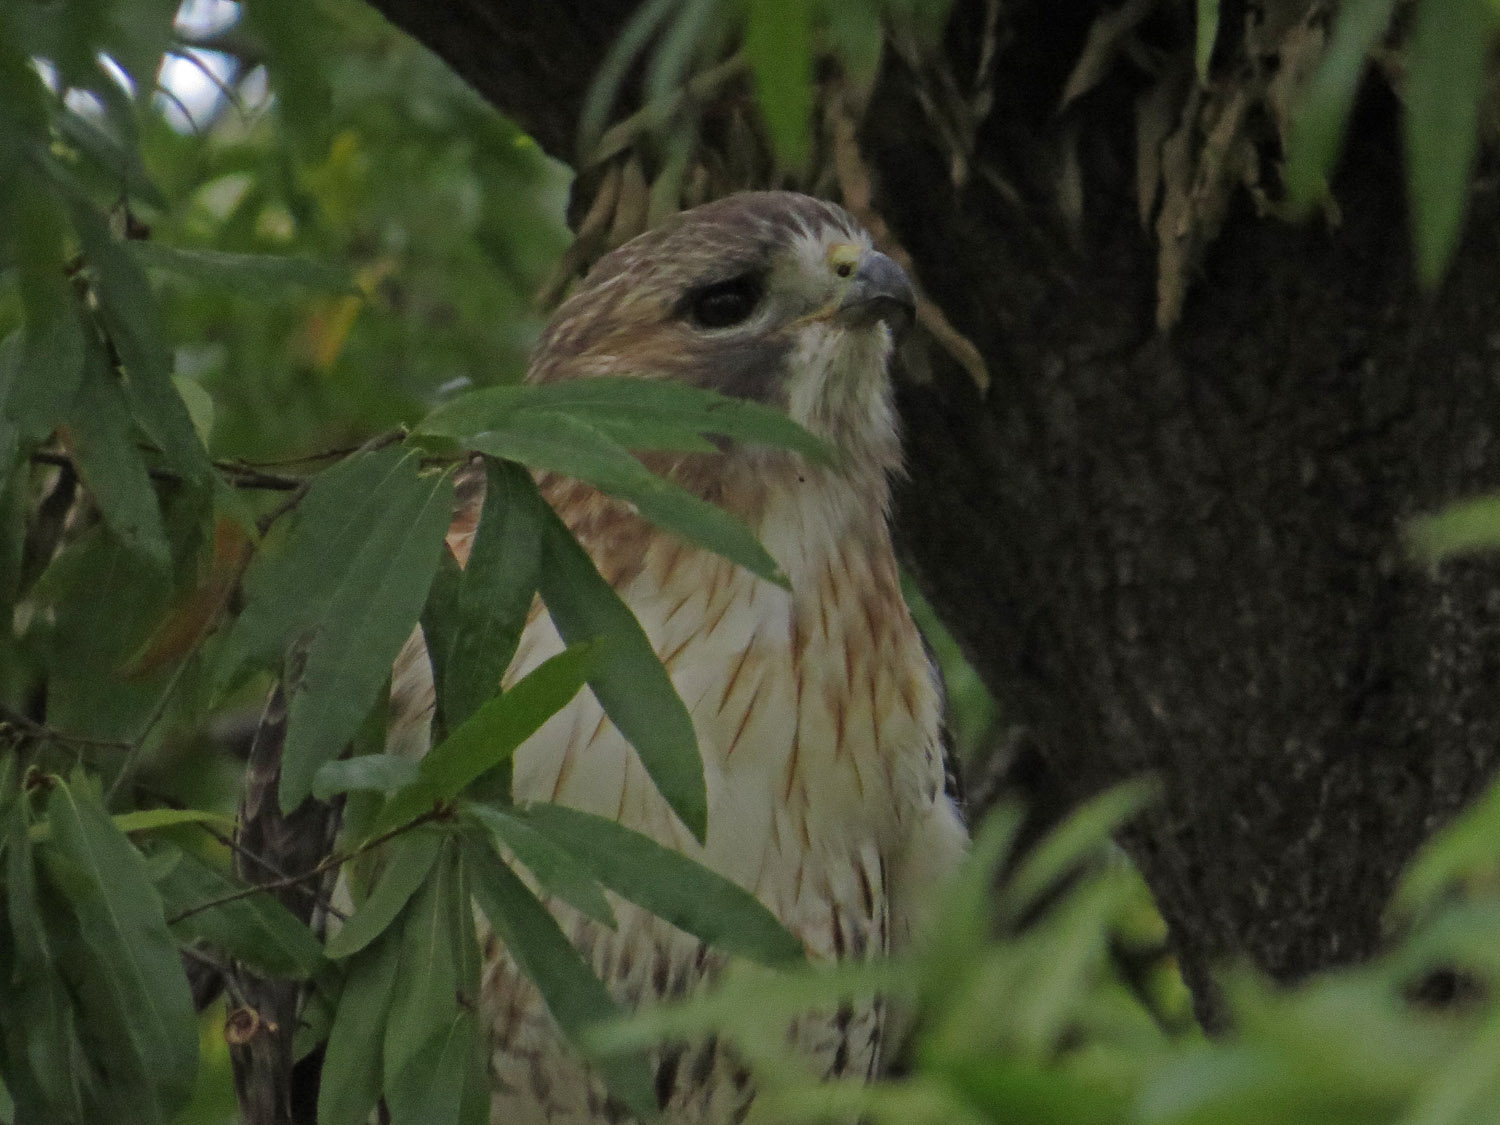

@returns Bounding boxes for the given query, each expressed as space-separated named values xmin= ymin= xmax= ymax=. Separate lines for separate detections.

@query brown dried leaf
xmin=1059 ymin=0 xmax=1159 ymax=113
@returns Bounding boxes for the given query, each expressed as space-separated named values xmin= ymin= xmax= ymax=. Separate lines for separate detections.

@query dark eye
xmin=686 ymin=276 xmax=763 ymax=329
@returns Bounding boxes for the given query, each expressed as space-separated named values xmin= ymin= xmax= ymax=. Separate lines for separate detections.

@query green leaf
xmin=447 ymin=410 xmax=785 ymax=586
xmin=152 ymin=845 xmax=326 ymax=980
xmin=326 ymin=831 xmax=443 ymax=959
xmin=382 ymin=841 xmax=472 ymax=1105
xmin=228 ymin=449 xmax=414 ymax=668
xmin=537 ymin=496 xmax=707 ymax=841
xmin=519 ymin=802 xmax=803 ymax=968
xmin=1406 ymin=493 xmax=1500 ymax=566
xmin=1195 ymin=0 xmax=1220 ymax=81
xmin=461 ymin=834 xmax=656 ymax=1120
xmin=7 ymin=176 xmax=86 ymax=442
xmin=998 ymin=779 xmax=1159 ymax=928
xmin=40 ymin=781 xmax=198 ymax=1122
xmin=131 ymin=242 xmax=358 ymax=296
xmin=223 ymin=447 xmax=456 ymax=813
xmin=30 ymin=806 xmax=235 ymax=842
xmin=368 ymin=842 xmax=489 ymax=1123
xmin=63 ymin=346 xmax=171 ymax=568
xmin=280 ymin=456 xmax=454 ymax=809
xmin=313 ymin=754 xmax=422 ymax=800
xmin=371 ymin=642 xmax=594 ymax=835
xmin=1283 ymin=0 xmax=1398 ymax=211
xmin=1405 ymin=0 xmax=1492 ymax=286
xmin=466 ymin=804 xmax=616 ymax=928
xmin=1393 ymin=772 xmax=1500 ymax=918
xmin=1 ymin=798 xmax=87 ymax=1119
xmin=318 ymin=924 xmax=402 ymax=1125
xmin=54 ymin=105 xmax=167 ymax=211
xmin=384 ymin=1008 xmax=489 ymax=1125
xmin=6 ymin=316 xmax=84 ymax=444
xmin=824 ymin=2 xmax=885 ymax=89
xmin=112 ymin=807 xmax=237 ymax=835
xmin=67 ymin=199 xmax=212 ymax=484
xmin=422 ymin=456 xmax=545 ymax=732
xmin=1403 ymin=1007 xmax=1500 ymax=1125
xmin=744 ymin=0 xmax=815 ymax=169
xmin=418 ymin=378 xmax=830 ymax=464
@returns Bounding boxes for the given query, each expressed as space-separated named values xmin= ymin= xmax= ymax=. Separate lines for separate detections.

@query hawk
xmin=389 ymin=191 xmax=968 ymax=1123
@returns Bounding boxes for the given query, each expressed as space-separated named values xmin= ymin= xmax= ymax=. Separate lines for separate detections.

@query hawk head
xmin=531 ymin=192 xmax=915 ymax=482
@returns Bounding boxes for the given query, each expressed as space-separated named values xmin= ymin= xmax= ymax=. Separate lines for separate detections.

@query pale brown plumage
xmin=389 ymin=192 xmax=968 ymax=1124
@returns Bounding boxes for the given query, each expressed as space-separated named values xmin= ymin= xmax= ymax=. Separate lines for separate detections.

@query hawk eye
xmin=686 ymin=275 xmax=763 ymax=329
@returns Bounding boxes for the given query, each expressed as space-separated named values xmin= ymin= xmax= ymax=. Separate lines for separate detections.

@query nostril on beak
xmin=837 ymin=250 xmax=916 ymax=331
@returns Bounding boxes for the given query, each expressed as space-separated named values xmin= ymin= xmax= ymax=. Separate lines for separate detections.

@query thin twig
xmin=167 ymin=809 xmax=443 ymax=926
xmin=183 ymin=944 xmax=248 ymax=1008
xmin=589 ymin=55 xmax=747 ymax=168
xmin=224 ymin=443 xmax=367 ymax=469
xmin=254 ymin=428 xmax=408 ymax=536
xmin=0 ymin=704 xmax=134 ymax=751
xmin=196 ymin=821 xmax=348 ymax=923
xmin=28 ymin=449 xmax=303 ymax=491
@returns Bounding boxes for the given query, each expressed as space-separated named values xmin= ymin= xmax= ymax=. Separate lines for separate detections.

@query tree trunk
xmin=362 ymin=0 xmax=1500 ymax=1027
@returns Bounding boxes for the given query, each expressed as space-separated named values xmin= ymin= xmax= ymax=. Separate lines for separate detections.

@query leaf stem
xmin=166 ymin=808 xmax=443 ymax=926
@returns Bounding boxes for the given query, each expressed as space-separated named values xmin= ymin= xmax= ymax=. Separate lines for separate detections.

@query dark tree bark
xmin=363 ymin=0 xmax=1500 ymax=1026
xmin=230 ymin=686 xmax=342 ymax=1124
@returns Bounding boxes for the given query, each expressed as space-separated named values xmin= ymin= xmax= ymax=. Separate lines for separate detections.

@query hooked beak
xmin=837 ymin=250 xmax=915 ymax=333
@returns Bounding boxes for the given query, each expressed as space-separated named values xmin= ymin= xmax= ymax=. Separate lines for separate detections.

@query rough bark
xmin=363 ymin=0 xmax=1500 ymax=1026
xmin=230 ymin=686 xmax=341 ymax=1124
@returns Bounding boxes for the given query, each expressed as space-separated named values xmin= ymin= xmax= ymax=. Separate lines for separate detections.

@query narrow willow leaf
xmin=1393 ymin=774 xmax=1500 ymax=918
xmin=247 ymin=450 xmax=454 ymax=812
xmin=462 ymin=835 xmax=656 ymax=1120
xmin=588 ymin=958 xmax=907 ymax=1056
xmin=385 ymin=845 xmax=487 ymax=1125
xmin=1283 ymin=0 xmax=1397 ymax=210
xmin=2 ymin=800 xmax=86 ymax=1118
xmin=12 ymin=315 xmax=84 ymax=443
xmin=62 ymin=347 xmax=170 ymax=567
xmin=385 ymin=1010 xmax=488 ymax=1125
xmin=997 ymin=779 xmax=1160 ymax=928
xmin=418 ymin=378 xmax=830 ymax=464
xmin=520 ymin=803 xmax=802 ymax=968
xmin=41 ymin=782 xmax=198 ymax=1121
xmin=131 ymin=242 xmax=357 ymax=296
xmin=824 ymin=1 xmax=885 ymax=89
xmin=8 ymin=176 xmax=86 ymax=441
xmin=371 ymin=643 xmax=593 ymax=836
xmin=152 ymin=845 xmax=326 ymax=980
xmin=466 ymin=804 xmax=616 ymax=928
xmin=1195 ymin=0 xmax=1220 ymax=80
xmin=382 ymin=842 xmax=467 ymax=1104
xmin=421 ymin=547 xmax=465 ymax=737
xmin=66 ymin=200 xmax=211 ymax=484
xmin=313 ymin=754 xmax=422 ymax=800
xmin=112 ymin=807 xmax=237 ymax=835
xmin=30 ymin=806 xmax=234 ymax=843
xmin=744 ymin=0 xmax=814 ymax=169
xmin=1406 ymin=493 xmax=1500 ymax=567
xmin=228 ymin=448 xmax=414 ymax=668
xmin=1405 ymin=0 xmax=1491 ymax=286
xmin=54 ymin=106 xmax=167 ymax=211
xmin=1403 ymin=1006 xmax=1500 ymax=1125
xmin=319 ymin=925 xmax=402 ymax=1125
xmin=422 ymin=456 xmax=545 ymax=731
xmin=326 ymin=831 xmax=443 ymax=959
xmin=460 ymin=410 xmax=785 ymax=586
xmin=537 ymin=496 xmax=706 ymax=841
